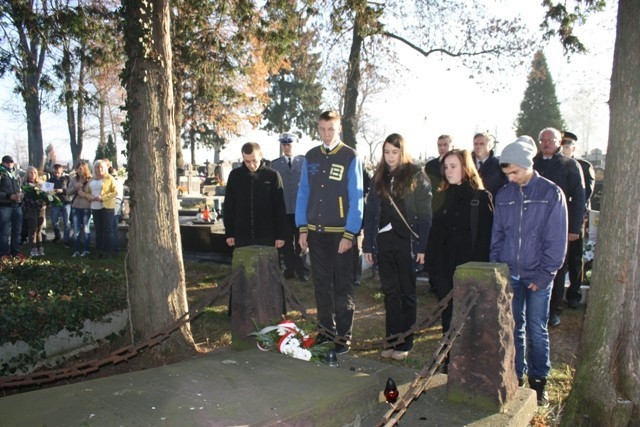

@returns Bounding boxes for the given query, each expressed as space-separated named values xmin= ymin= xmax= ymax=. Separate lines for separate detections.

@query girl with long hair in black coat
xmin=426 ymin=149 xmax=494 ymax=336
xmin=363 ymin=133 xmax=432 ymax=360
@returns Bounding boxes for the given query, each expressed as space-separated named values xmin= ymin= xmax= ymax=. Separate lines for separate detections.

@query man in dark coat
xmin=560 ymin=131 xmax=595 ymax=308
xmin=424 ymin=134 xmax=453 ymax=193
xmin=224 ymin=142 xmax=286 ymax=248
xmin=533 ymin=127 xmax=585 ymax=327
xmin=0 ymin=155 xmax=24 ymax=258
xmin=472 ymin=132 xmax=508 ymax=198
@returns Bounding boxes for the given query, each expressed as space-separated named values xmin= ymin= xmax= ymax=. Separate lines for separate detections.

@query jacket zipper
xmin=517 ymin=186 xmax=524 ymax=277
xmin=250 ymin=176 xmax=255 ymax=240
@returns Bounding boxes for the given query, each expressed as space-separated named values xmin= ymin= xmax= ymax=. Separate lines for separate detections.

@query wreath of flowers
xmin=21 ymin=185 xmax=63 ymax=207
xmin=249 ymin=318 xmax=330 ymax=362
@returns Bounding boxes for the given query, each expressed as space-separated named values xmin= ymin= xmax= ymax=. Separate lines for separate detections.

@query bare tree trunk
xmin=122 ymin=0 xmax=195 ymax=356
xmin=342 ymin=17 xmax=363 ymax=149
xmin=76 ymin=49 xmax=86 ymax=164
xmin=24 ymin=74 xmax=45 ymax=170
xmin=62 ymin=44 xmax=78 ymax=166
xmin=562 ymin=1 xmax=640 ymax=425
xmin=190 ymin=135 xmax=196 ymax=166
xmin=174 ymin=75 xmax=185 ymax=169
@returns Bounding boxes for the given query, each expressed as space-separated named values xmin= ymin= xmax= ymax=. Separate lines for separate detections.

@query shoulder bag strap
xmin=388 ymin=195 xmax=419 ymax=239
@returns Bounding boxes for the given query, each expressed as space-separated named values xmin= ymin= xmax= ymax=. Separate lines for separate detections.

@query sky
xmin=0 ymin=1 xmax=616 ymax=168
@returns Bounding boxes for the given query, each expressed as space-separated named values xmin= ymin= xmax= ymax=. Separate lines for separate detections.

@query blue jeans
xmin=0 ymin=206 xmax=23 ymax=256
xmin=71 ymin=207 xmax=92 ymax=253
xmin=511 ymin=277 xmax=552 ymax=379
xmin=51 ymin=204 xmax=71 ymax=243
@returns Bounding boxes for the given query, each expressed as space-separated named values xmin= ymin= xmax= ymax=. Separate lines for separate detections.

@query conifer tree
xmin=105 ymin=134 xmax=117 ymax=168
xmin=515 ymin=50 xmax=565 ymax=141
xmin=262 ymin=26 xmax=323 ymax=138
xmin=94 ymin=141 xmax=106 ymax=162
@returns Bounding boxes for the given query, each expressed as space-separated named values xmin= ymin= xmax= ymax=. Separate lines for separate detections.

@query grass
xmin=2 ymin=239 xmax=584 ymax=426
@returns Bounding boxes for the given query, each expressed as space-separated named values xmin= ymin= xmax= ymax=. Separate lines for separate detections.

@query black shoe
xmin=567 ymin=299 xmax=580 ymax=309
xmin=53 ymin=235 xmax=60 ymax=243
xmin=283 ymin=270 xmax=296 ymax=279
xmin=334 ymin=344 xmax=350 ymax=355
xmin=548 ymin=314 xmax=561 ymax=327
xmin=528 ymin=377 xmax=548 ymax=406
xmin=518 ymin=378 xmax=525 ymax=387
xmin=440 ymin=363 xmax=448 ymax=374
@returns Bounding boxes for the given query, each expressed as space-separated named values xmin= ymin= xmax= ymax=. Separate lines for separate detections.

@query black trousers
xmin=92 ymin=208 xmax=115 ymax=254
xmin=308 ymin=231 xmax=355 ymax=340
xmin=376 ymin=232 xmax=416 ymax=351
xmin=565 ymin=235 xmax=584 ymax=304
xmin=429 ymin=272 xmax=453 ymax=334
xmin=550 ymin=236 xmax=583 ymax=315
xmin=279 ymin=214 xmax=309 ymax=278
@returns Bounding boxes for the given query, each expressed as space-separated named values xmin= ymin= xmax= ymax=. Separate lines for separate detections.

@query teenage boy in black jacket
xmin=224 ymin=142 xmax=286 ymax=248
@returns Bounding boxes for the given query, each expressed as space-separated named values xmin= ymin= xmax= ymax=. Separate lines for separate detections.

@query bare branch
xmin=383 ymin=31 xmax=499 ymax=58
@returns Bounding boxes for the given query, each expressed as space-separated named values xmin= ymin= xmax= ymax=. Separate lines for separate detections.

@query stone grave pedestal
xmin=230 ymin=246 xmax=284 ymax=350
xmin=447 ymin=262 xmax=518 ymax=412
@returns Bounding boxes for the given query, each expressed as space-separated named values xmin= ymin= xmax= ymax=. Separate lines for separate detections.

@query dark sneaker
xmin=518 ymin=378 xmax=525 ymax=387
xmin=529 ymin=377 xmax=549 ymax=407
xmin=53 ymin=235 xmax=60 ymax=243
xmin=548 ymin=314 xmax=561 ymax=327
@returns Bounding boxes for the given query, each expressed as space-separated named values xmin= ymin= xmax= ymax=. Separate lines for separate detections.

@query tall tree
xmin=172 ymin=0 xmax=295 ymax=165
xmin=51 ymin=2 xmax=92 ymax=167
xmin=87 ymin=1 xmax=126 ymax=166
xmin=121 ymin=0 xmax=194 ymax=354
xmin=560 ymin=0 xmax=640 ymax=424
xmin=53 ymin=1 xmax=123 ymax=167
xmin=514 ymin=50 xmax=565 ymax=141
xmin=262 ymin=18 xmax=323 ymax=138
xmin=0 ymin=0 xmax=55 ymax=169
xmin=321 ymin=0 xmax=535 ymax=148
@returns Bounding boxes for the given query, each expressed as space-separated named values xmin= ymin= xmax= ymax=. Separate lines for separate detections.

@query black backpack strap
xmin=470 ymin=191 xmax=480 ymax=254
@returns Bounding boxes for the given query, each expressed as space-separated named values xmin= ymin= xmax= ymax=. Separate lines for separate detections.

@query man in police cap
xmin=271 ymin=133 xmax=309 ymax=281
xmin=560 ymin=131 xmax=595 ymax=308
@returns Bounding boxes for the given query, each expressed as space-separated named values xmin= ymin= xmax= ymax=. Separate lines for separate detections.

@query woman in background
xmin=426 ymin=149 xmax=494 ymax=337
xmin=363 ymin=133 xmax=432 ymax=360
xmin=22 ymin=166 xmax=47 ymax=257
xmin=67 ymin=161 xmax=92 ymax=257
xmin=84 ymin=160 xmax=117 ymax=257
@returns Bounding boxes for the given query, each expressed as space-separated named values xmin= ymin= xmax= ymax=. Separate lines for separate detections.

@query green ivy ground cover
xmin=0 ymin=257 xmax=126 ymax=373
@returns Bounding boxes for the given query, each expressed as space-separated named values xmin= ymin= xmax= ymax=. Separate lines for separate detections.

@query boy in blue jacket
xmin=490 ymin=136 xmax=568 ymax=405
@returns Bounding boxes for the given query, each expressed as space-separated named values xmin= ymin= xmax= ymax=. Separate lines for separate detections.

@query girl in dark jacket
xmin=363 ymin=133 xmax=432 ymax=360
xmin=426 ymin=149 xmax=493 ymax=335
xmin=23 ymin=166 xmax=48 ymax=257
